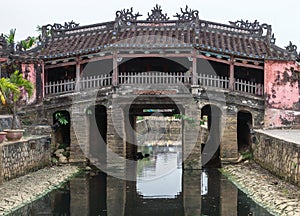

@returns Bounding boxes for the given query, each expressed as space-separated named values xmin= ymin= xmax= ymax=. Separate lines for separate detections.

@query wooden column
xmin=75 ymin=59 xmax=81 ymax=91
xmin=112 ymin=50 xmax=118 ymax=86
xmin=192 ymin=50 xmax=198 ymax=85
xmin=41 ymin=61 xmax=45 ymax=98
xmin=229 ymin=56 xmax=235 ymax=91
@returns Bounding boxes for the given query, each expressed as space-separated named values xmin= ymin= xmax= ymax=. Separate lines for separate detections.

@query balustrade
xmin=44 ymin=72 xmax=263 ymax=96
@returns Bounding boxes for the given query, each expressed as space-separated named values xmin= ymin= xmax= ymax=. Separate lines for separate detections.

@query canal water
xmin=10 ymin=146 xmax=273 ymax=216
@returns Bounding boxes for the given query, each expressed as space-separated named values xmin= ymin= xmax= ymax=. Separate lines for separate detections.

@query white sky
xmin=0 ymin=0 xmax=299 ymax=50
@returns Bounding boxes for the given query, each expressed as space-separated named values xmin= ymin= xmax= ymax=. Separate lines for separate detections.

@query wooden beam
xmin=45 ymin=61 xmax=76 ymax=69
xmin=117 ymin=53 xmax=193 ymax=58
xmin=196 ymin=54 xmax=230 ymax=65
xmin=80 ymin=55 xmax=113 ymax=64
xmin=234 ymin=62 xmax=264 ymax=70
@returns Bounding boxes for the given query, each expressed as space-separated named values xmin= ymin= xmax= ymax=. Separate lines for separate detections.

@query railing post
xmin=229 ymin=56 xmax=235 ymax=91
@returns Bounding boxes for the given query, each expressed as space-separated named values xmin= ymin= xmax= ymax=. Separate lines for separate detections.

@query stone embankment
xmin=0 ymin=165 xmax=80 ymax=215
xmin=222 ymin=162 xmax=300 ymax=216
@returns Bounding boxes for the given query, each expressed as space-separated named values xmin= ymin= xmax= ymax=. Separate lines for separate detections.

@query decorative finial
xmin=146 ymin=4 xmax=169 ymax=22
xmin=285 ymin=41 xmax=297 ymax=53
xmin=174 ymin=5 xmax=199 ymax=21
xmin=115 ymin=7 xmax=142 ymax=28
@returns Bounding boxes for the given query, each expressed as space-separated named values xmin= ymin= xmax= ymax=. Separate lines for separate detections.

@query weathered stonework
xmin=182 ymin=107 xmax=202 ymax=169
xmin=252 ymin=130 xmax=300 ymax=186
xmin=0 ymin=136 xmax=51 ymax=182
xmin=16 ymin=84 xmax=266 ymax=169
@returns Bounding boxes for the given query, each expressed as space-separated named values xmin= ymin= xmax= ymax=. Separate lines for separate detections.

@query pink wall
xmin=21 ymin=64 xmax=36 ymax=104
xmin=264 ymin=60 xmax=300 ymax=127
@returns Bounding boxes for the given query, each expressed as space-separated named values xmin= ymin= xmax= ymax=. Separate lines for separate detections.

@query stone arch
xmin=200 ymin=104 xmax=222 ymax=167
xmin=237 ymin=110 xmax=253 ymax=152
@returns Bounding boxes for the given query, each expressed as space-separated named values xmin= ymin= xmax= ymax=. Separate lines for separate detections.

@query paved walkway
xmin=255 ymin=129 xmax=300 ymax=145
xmin=0 ymin=165 xmax=80 ymax=215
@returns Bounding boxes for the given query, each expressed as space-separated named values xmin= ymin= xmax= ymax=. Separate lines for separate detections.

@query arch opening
xmin=52 ymin=110 xmax=71 ymax=162
xmin=201 ymin=105 xmax=222 ymax=168
xmin=88 ymin=105 xmax=107 ymax=166
xmin=237 ymin=111 xmax=253 ymax=152
xmin=127 ymin=98 xmax=183 ymax=161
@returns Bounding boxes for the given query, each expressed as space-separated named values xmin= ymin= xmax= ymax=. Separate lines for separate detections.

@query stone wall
xmin=0 ymin=136 xmax=51 ymax=182
xmin=252 ymin=130 xmax=300 ymax=186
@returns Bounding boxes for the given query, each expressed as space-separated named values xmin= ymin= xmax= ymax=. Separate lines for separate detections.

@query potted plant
xmin=0 ymin=76 xmax=22 ymax=142
xmin=2 ymin=70 xmax=34 ymax=141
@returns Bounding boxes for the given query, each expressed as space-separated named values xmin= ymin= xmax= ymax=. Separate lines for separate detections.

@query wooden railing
xmin=119 ymin=72 xmax=187 ymax=85
xmin=80 ymin=74 xmax=112 ymax=90
xmin=44 ymin=74 xmax=112 ymax=95
xmin=45 ymin=79 xmax=76 ymax=95
xmin=197 ymin=74 xmax=229 ymax=89
xmin=44 ymin=72 xmax=263 ymax=96
xmin=234 ymin=79 xmax=263 ymax=96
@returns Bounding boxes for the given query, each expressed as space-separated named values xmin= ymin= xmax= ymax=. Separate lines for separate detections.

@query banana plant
xmin=20 ymin=37 xmax=36 ymax=51
xmin=4 ymin=28 xmax=16 ymax=49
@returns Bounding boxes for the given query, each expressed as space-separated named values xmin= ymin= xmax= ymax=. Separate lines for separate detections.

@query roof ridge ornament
xmin=229 ymin=19 xmax=272 ymax=37
xmin=285 ymin=41 xmax=297 ymax=53
xmin=174 ymin=5 xmax=199 ymax=21
xmin=229 ymin=19 xmax=261 ymax=30
xmin=42 ymin=21 xmax=79 ymax=37
xmin=146 ymin=4 xmax=169 ymax=22
xmin=270 ymin=33 xmax=276 ymax=44
xmin=0 ymin=34 xmax=8 ymax=51
xmin=115 ymin=7 xmax=142 ymax=28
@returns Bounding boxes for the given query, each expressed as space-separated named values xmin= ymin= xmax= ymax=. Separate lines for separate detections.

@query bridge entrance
xmin=102 ymin=93 xmax=202 ymax=172
xmin=125 ymin=100 xmax=183 ymax=161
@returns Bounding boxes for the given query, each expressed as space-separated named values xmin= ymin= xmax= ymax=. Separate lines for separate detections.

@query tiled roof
xmin=7 ymin=6 xmax=300 ymax=61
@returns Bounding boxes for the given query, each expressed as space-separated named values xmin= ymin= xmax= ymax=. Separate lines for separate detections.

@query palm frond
xmin=0 ymin=77 xmax=20 ymax=105
xmin=9 ymin=70 xmax=34 ymax=101
xmin=4 ymin=28 xmax=16 ymax=45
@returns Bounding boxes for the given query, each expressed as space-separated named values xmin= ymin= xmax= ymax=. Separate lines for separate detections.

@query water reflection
xmin=10 ymin=147 xmax=273 ymax=216
xmin=137 ymin=146 xmax=182 ymax=199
